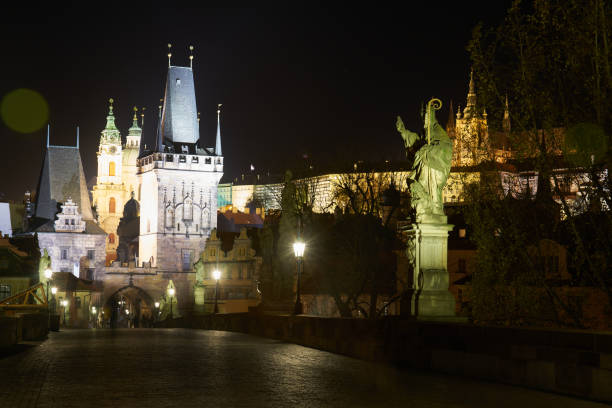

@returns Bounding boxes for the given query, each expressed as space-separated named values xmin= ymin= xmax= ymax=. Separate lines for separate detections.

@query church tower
xmin=92 ymin=98 xmax=124 ymax=263
xmin=452 ymin=70 xmax=490 ymax=167
xmin=122 ymin=107 xmax=142 ymax=204
xmin=138 ymin=54 xmax=223 ymax=271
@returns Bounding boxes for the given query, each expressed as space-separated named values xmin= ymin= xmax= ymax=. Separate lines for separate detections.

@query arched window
xmin=109 ymin=161 xmax=116 ymax=176
xmin=108 ymin=233 xmax=115 ymax=244
xmin=109 ymin=197 xmax=116 ymax=213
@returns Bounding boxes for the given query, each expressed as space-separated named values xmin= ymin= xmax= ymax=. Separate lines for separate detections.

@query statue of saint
xmin=397 ymin=98 xmax=452 ymax=222
xmin=38 ymin=249 xmax=51 ymax=281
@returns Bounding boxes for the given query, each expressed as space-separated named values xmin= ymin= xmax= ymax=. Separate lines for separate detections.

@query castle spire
xmin=503 ymin=94 xmax=511 ymax=133
xmin=464 ymin=69 xmax=477 ymax=117
xmin=215 ymin=104 xmax=223 ymax=156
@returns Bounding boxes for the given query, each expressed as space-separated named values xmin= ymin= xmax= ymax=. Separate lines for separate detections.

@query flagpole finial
xmin=167 ymin=43 xmax=172 ymax=67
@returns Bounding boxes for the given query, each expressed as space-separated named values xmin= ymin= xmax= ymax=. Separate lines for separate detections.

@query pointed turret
xmin=215 ymin=104 xmax=222 ymax=156
xmin=503 ymin=95 xmax=511 ymax=133
xmin=463 ymin=70 xmax=477 ymax=117
xmin=101 ymin=98 xmax=121 ymax=145
xmin=127 ymin=106 xmax=142 ymax=149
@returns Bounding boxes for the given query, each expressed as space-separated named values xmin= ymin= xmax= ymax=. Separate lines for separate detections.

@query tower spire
xmin=503 ymin=94 xmax=511 ymax=133
xmin=464 ymin=69 xmax=477 ymax=117
xmin=100 ymin=98 xmax=121 ymax=144
xmin=216 ymin=104 xmax=223 ymax=156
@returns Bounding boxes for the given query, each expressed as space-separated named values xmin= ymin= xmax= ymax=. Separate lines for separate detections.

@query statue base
xmin=401 ymin=221 xmax=457 ymax=319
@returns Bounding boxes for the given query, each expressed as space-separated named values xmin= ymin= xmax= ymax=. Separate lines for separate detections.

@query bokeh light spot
xmin=1 ymin=89 xmax=49 ymax=134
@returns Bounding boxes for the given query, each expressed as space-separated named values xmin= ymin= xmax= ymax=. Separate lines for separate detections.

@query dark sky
xmin=0 ymin=3 xmax=510 ymax=201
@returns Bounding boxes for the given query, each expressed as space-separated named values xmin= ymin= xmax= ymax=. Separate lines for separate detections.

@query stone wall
xmin=166 ymin=313 xmax=612 ymax=403
xmin=0 ymin=312 xmax=48 ymax=347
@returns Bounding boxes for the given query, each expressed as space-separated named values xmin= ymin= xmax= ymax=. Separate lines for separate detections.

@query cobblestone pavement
xmin=0 ymin=329 xmax=608 ymax=408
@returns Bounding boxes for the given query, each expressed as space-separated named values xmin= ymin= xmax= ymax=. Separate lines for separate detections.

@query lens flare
xmin=1 ymin=89 xmax=49 ymax=133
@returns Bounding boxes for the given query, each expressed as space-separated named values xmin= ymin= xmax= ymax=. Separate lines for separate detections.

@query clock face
xmin=110 ymin=146 xmax=117 ymax=154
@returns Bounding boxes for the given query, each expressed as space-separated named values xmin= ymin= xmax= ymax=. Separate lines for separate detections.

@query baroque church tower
xmin=92 ymin=99 xmax=124 ymax=261
xmin=137 ymin=55 xmax=223 ymax=271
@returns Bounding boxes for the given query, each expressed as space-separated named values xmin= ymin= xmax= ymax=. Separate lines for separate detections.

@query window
xmin=70 ymin=219 xmax=75 ymax=225
xmin=210 ymin=248 xmax=216 ymax=257
xmin=458 ymin=259 xmax=466 ymax=274
xmin=86 ymin=269 xmax=94 ymax=280
xmin=109 ymin=197 xmax=116 ymax=213
xmin=246 ymin=266 xmax=252 ymax=280
xmin=176 ymin=78 xmax=181 ymax=85
xmin=191 ymin=157 xmax=199 ymax=163
xmin=177 ymin=223 xmax=180 ymax=231
xmin=458 ymin=228 xmax=466 ymax=238
xmin=109 ymin=161 xmax=116 ymax=176
xmin=205 ymin=158 xmax=211 ymax=164
xmin=179 ymin=155 xmax=187 ymax=163
xmin=108 ymin=234 xmax=115 ymax=244
xmin=87 ymin=249 xmax=95 ymax=261
xmin=238 ymin=267 xmax=243 ymax=280
xmin=65 ymin=219 xmax=69 ymax=225
xmin=61 ymin=247 xmax=68 ymax=260
xmin=181 ymin=249 xmax=193 ymax=271
xmin=0 ymin=285 xmax=10 ymax=300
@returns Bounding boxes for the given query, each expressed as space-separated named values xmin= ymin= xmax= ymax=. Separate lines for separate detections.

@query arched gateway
xmin=104 ymin=285 xmax=156 ymax=328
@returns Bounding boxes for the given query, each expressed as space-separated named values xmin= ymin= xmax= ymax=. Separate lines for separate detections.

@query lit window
xmin=109 ymin=161 xmax=116 ymax=176
xmin=87 ymin=249 xmax=95 ymax=260
xmin=108 ymin=234 xmax=115 ymax=244
xmin=109 ymin=197 xmax=116 ymax=213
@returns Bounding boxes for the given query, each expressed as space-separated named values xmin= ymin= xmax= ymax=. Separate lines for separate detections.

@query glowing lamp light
xmin=213 ymin=270 xmax=221 ymax=280
xmin=293 ymin=241 xmax=306 ymax=258
xmin=168 ymin=288 xmax=175 ymax=297
xmin=51 ymin=287 xmax=57 ymax=295
xmin=44 ymin=268 xmax=52 ymax=280
xmin=61 ymin=300 xmax=68 ymax=307
xmin=154 ymin=302 xmax=160 ymax=308
xmin=125 ymin=309 xmax=129 ymax=315
xmin=91 ymin=306 xmax=97 ymax=313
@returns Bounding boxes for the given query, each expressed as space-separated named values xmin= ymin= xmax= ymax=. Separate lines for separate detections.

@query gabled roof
xmin=35 ymin=146 xmax=93 ymax=222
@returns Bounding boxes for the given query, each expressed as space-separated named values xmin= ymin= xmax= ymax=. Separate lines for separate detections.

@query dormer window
xmin=181 ymin=145 xmax=189 ymax=153
xmin=179 ymin=155 xmax=187 ymax=163
xmin=176 ymin=79 xmax=181 ymax=85
xmin=191 ymin=157 xmax=199 ymax=163
xmin=205 ymin=158 xmax=211 ymax=164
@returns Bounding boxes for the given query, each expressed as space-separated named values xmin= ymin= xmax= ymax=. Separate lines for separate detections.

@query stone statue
xmin=38 ymin=249 xmax=51 ymax=282
xmin=397 ymin=98 xmax=452 ymax=222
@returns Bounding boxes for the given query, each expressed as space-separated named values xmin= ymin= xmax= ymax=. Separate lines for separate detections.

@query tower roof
xmin=35 ymin=145 xmax=94 ymax=222
xmin=463 ymin=69 xmax=477 ymax=117
xmin=159 ymin=66 xmax=200 ymax=148
xmin=101 ymin=98 xmax=121 ymax=145
xmin=215 ymin=104 xmax=222 ymax=156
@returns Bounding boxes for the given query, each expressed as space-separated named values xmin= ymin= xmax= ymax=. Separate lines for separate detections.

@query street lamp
xmin=168 ymin=287 xmax=175 ymax=319
xmin=293 ymin=241 xmax=305 ymax=315
xmin=154 ymin=301 xmax=160 ymax=322
xmin=213 ymin=269 xmax=221 ymax=314
xmin=61 ymin=299 xmax=68 ymax=326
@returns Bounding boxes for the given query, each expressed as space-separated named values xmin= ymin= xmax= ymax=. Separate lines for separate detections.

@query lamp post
xmin=213 ymin=269 xmax=221 ymax=314
xmin=61 ymin=299 xmax=68 ymax=326
xmin=168 ymin=287 xmax=175 ymax=319
xmin=91 ymin=306 xmax=97 ymax=328
xmin=293 ymin=241 xmax=305 ymax=315
xmin=154 ymin=301 xmax=160 ymax=323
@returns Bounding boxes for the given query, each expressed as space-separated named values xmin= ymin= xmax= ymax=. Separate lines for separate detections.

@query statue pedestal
xmin=193 ymin=285 xmax=205 ymax=314
xmin=402 ymin=221 xmax=457 ymax=318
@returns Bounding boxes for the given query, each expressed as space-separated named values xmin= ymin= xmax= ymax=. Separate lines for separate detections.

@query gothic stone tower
xmin=138 ymin=64 xmax=223 ymax=271
xmin=452 ymin=71 xmax=490 ymax=167
xmin=92 ymin=99 xmax=124 ymax=261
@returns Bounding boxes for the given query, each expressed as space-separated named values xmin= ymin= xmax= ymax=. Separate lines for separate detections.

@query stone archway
xmin=104 ymin=285 xmax=155 ymax=329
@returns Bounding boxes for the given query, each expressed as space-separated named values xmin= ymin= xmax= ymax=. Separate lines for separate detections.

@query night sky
xmin=0 ymin=3 xmax=510 ymax=201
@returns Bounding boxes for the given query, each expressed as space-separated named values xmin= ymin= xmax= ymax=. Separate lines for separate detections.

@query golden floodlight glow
xmin=213 ymin=270 xmax=221 ymax=280
xmin=168 ymin=287 xmax=175 ymax=297
xmin=0 ymin=89 xmax=49 ymax=133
